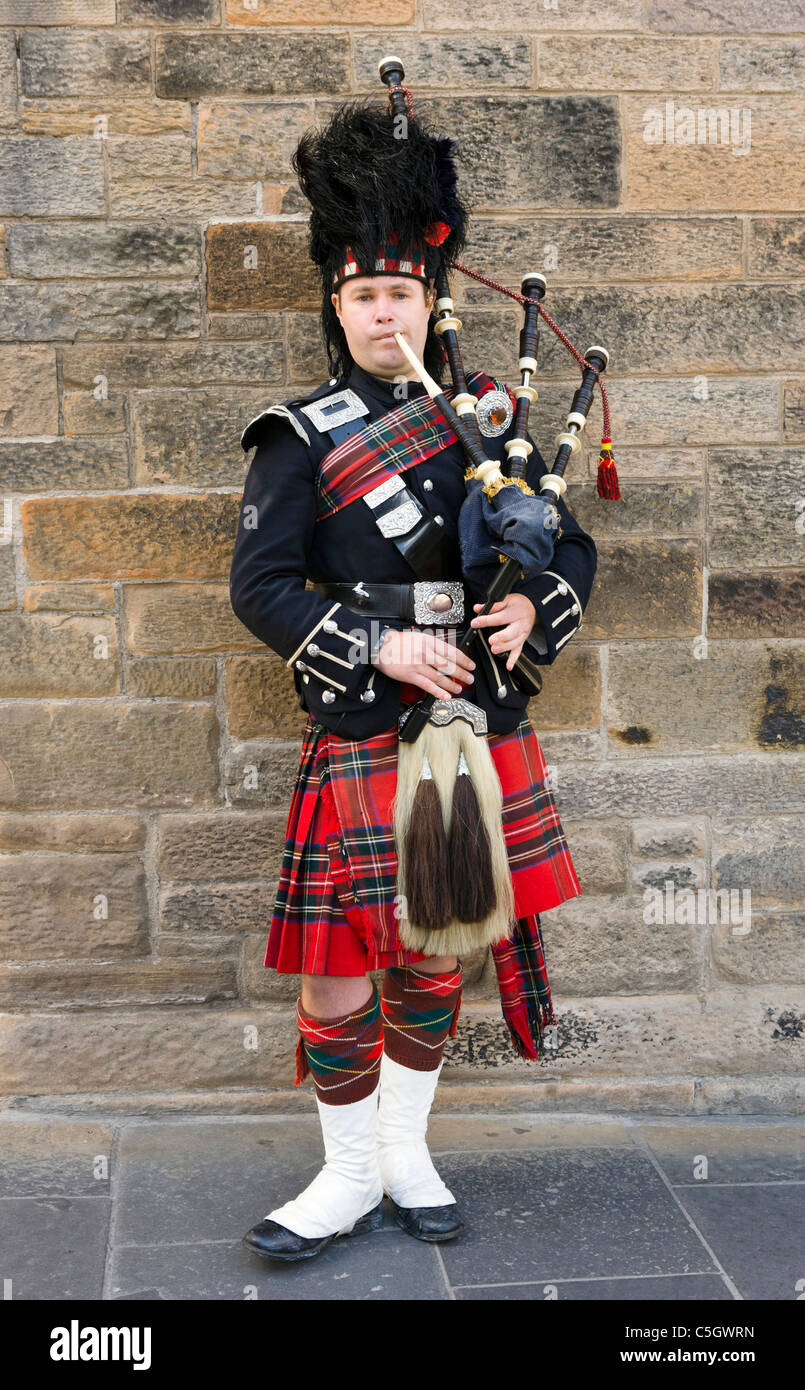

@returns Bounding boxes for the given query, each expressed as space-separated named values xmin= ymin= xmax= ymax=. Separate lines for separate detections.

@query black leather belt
xmin=313 ymin=579 xmax=469 ymax=626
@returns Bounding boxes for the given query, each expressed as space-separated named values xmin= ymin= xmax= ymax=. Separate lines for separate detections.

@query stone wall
xmin=0 ymin=1 xmax=803 ymax=1114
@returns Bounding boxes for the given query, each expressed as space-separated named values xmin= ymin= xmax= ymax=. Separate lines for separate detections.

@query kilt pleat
xmin=264 ymin=725 xmax=435 ymax=975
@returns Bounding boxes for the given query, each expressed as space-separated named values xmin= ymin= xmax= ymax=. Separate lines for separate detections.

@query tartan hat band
xmin=333 ymin=235 xmax=427 ymax=290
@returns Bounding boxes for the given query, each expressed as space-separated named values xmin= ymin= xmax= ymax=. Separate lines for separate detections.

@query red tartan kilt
xmin=264 ymin=681 xmax=571 ymax=982
xmin=265 ymin=682 xmax=437 ymax=976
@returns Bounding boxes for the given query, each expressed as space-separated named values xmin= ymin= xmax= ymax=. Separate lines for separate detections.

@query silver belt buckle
xmin=412 ymin=580 xmax=465 ymax=625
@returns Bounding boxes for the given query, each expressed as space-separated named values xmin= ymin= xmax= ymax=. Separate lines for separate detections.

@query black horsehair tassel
xmin=447 ymin=748 xmax=496 ymax=923
xmin=403 ymin=752 xmax=452 ymax=930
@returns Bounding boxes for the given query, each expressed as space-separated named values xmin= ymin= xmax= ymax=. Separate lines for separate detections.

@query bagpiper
xmin=230 ymin=62 xmax=600 ymax=1264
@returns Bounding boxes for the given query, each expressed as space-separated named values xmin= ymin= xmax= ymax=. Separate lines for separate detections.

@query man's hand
xmin=469 ymin=593 xmax=537 ymax=671
xmin=372 ymin=628 xmax=476 ymax=701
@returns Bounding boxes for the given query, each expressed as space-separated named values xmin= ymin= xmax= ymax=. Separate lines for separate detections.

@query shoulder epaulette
xmin=240 ymin=377 xmax=348 ymax=453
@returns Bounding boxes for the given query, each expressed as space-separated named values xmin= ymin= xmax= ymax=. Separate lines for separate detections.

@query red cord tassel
xmin=448 ymin=989 xmax=462 ymax=1039
xmin=596 ymin=439 xmax=620 ymax=499
xmin=295 ymin=1031 xmax=309 ymax=1086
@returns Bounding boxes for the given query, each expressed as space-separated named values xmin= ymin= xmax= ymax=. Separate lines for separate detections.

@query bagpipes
xmin=379 ymin=58 xmax=619 ymax=954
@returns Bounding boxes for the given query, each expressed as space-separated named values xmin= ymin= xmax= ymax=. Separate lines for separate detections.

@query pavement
xmin=0 ymin=1108 xmax=802 ymax=1301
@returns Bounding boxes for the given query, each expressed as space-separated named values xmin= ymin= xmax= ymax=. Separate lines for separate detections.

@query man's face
xmin=331 ymin=276 xmax=436 ymax=380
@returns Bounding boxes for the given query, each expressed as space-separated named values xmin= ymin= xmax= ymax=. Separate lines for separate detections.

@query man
xmin=230 ymin=94 xmax=597 ymax=1264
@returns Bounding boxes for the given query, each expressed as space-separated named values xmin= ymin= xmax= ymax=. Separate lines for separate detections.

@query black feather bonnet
xmin=291 ymin=99 xmax=469 ymax=381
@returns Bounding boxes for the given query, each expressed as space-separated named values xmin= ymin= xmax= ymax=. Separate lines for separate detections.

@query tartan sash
xmin=314 ymin=369 xmax=507 ymax=521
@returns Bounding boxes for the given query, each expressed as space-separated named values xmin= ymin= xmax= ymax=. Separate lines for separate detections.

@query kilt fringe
xmin=490 ymin=912 xmax=558 ymax=1062
xmin=504 ymin=996 xmax=557 ymax=1063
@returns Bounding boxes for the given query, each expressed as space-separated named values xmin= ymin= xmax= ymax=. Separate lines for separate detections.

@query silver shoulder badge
xmin=299 ymin=388 xmax=369 ymax=434
xmin=475 ymin=388 xmax=514 ymax=438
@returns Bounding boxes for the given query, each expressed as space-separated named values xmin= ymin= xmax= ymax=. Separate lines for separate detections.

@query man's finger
xmin=487 ymin=624 xmax=519 ymax=647
xmin=471 ymin=612 xmax=510 ymax=627
xmin=429 ymin=636 xmax=475 ymax=672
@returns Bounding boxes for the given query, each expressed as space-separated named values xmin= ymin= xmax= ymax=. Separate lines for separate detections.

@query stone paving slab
xmin=111 ymin=1231 xmax=449 ymax=1301
xmin=0 ymin=1110 xmax=801 ymax=1301
xmin=665 ymin=1186 xmax=805 ymax=1302
xmin=0 ymin=1118 xmax=115 ymax=1198
xmin=434 ymin=1148 xmax=711 ymax=1287
xmin=0 ymin=1195 xmax=109 ymax=1301
xmin=456 ymin=1274 xmax=733 ymax=1300
xmin=634 ymin=1118 xmax=805 ymax=1182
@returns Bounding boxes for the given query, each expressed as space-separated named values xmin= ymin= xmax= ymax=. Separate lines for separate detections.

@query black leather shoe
xmin=243 ymin=1200 xmax=384 ymax=1263
xmin=390 ymin=1199 xmax=464 ymax=1242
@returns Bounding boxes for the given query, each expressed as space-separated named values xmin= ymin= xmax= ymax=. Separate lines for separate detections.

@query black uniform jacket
xmin=229 ymin=361 xmax=597 ymax=739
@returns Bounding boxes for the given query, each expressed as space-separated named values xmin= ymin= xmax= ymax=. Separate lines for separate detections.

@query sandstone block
xmin=124 ymin=583 xmax=249 ymax=655
xmin=206 ymin=221 xmax=319 ymax=312
xmin=0 ymin=1008 xmax=296 ymax=1094
xmin=607 ymin=640 xmax=805 ymax=755
xmin=0 ymin=614 xmax=119 ymax=698
xmin=225 ymin=654 xmax=314 ymax=741
xmin=0 ymin=137 xmax=104 ymax=216
xmin=20 ymin=30 xmax=151 ymax=98
xmin=0 ymin=852 xmax=147 ymax=960
xmin=625 ymin=94 xmax=805 ymax=212
xmin=540 ymin=36 xmax=714 ymax=91
xmin=0 ymin=346 xmax=58 ymax=437
xmin=157 ymin=810 xmax=287 ymax=882
xmin=708 ymin=447 xmax=805 ymax=568
xmin=0 ymin=703 xmax=220 ymax=810
xmin=709 ymin=570 xmax=805 ymax=638
xmin=582 ymin=540 xmax=702 ymax=640
xmin=155 ymin=33 xmax=348 ymax=99
xmin=131 ymin=388 xmax=275 ymax=485
xmin=126 ymin=657 xmax=217 ymax=700
xmin=24 ymin=585 xmax=116 ymax=614
xmin=62 ymin=340 xmax=279 ymax=390
xmin=22 ymin=493 xmax=239 ymax=582
xmin=8 ymin=222 xmax=201 ymax=279
xmin=159 ymin=882 xmax=276 ymax=934
xmin=0 ymin=281 xmax=200 ymax=341
xmin=526 ymin=644 xmax=600 ymax=731
xmin=0 ymin=439 xmax=128 ymax=493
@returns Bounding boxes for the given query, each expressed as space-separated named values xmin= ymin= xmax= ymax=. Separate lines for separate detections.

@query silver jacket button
xmin=360 ymin=688 xmax=376 ymax=702
xmin=557 ymin=581 xmax=568 ymax=595
xmin=307 ymin=642 xmax=320 ymax=655
xmin=434 ymin=515 xmax=444 ymax=525
xmin=497 ymin=684 xmax=507 ymax=698
xmin=321 ymin=689 xmax=336 ymax=703
xmin=423 ymin=479 xmax=433 ymax=490
xmin=570 ymin=603 xmax=580 ymax=615
xmin=295 ymin=660 xmax=307 ymax=670
xmin=322 ymin=619 xmax=338 ymax=633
